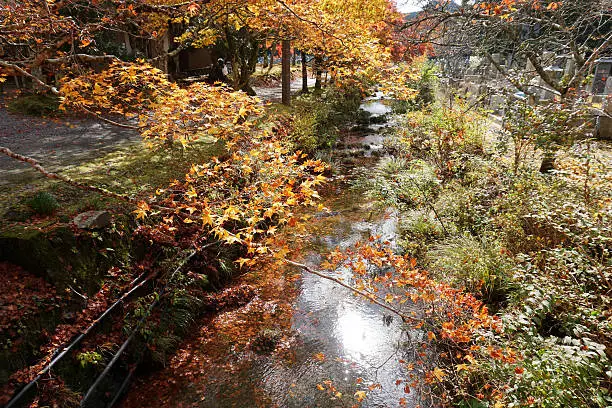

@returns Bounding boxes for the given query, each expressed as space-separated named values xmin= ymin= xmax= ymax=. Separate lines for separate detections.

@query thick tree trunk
xmin=281 ymin=39 xmax=291 ymax=106
xmin=150 ymin=33 xmax=170 ymax=74
xmin=314 ymin=54 xmax=322 ymax=91
xmin=301 ymin=51 xmax=309 ymax=94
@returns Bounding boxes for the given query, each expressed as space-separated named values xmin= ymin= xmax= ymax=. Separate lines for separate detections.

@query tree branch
xmin=0 ymin=147 xmax=135 ymax=203
xmin=45 ymin=53 xmax=121 ymax=64
xmin=526 ymin=52 xmax=563 ymax=94
xmin=0 ymin=60 xmax=59 ymax=94
xmin=567 ymin=31 xmax=612 ymax=91
xmin=79 ymin=106 xmax=142 ymax=130
xmin=483 ymin=52 xmax=532 ymax=96
xmin=283 ymin=259 xmax=415 ymax=324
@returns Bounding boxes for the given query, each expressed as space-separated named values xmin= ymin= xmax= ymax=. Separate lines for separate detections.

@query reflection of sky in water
xmin=277 ymin=205 xmax=418 ymax=407
xmin=336 ymin=309 xmax=380 ymax=360
xmin=361 ymin=100 xmax=393 ymax=116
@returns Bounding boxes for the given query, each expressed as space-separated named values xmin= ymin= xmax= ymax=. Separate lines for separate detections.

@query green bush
xmin=398 ymin=210 xmax=447 ymax=259
xmin=468 ymin=335 xmax=610 ymax=408
xmin=290 ymin=86 xmax=362 ymax=151
xmin=27 ymin=191 xmax=59 ymax=215
xmin=355 ymin=157 xmax=440 ymax=210
xmin=390 ymin=59 xmax=438 ymax=113
xmin=7 ymin=94 xmax=60 ymax=116
xmin=393 ymin=103 xmax=486 ymax=179
xmin=428 ymin=234 xmax=514 ymax=305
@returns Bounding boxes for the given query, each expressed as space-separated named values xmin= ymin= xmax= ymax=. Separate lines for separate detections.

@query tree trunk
xmin=150 ymin=33 xmax=170 ymax=74
xmin=281 ymin=39 xmax=291 ymax=106
xmin=301 ymin=51 xmax=309 ymax=93
xmin=31 ymin=66 xmax=44 ymax=91
xmin=226 ymin=29 xmax=258 ymax=96
xmin=123 ymin=32 xmax=134 ymax=56
xmin=314 ymin=54 xmax=322 ymax=91
xmin=269 ymin=42 xmax=276 ymax=70
xmin=262 ymin=44 xmax=268 ymax=69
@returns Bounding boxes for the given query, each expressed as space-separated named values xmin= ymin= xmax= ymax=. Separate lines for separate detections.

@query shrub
xmin=393 ymin=103 xmax=486 ymax=179
xmin=27 ymin=191 xmax=59 ymax=215
xmin=7 ymin=93 xmax=60 ymax=116
xmin=390 ymin=58 xmax=438 ymax=113
xmin=355 ymin=157 xmax=440 ymax=209
xmin=290 ymin=85 xmax=362 ymax=151
xmin=465 ymin=334 xmax=610 ymax=408
xmin=398 ymin=210 xmax=447 ymax=259
xmin=428 ymin=234 xmax=514 ymax=305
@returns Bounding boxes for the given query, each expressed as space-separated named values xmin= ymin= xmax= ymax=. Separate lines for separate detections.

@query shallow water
xmin=360 ymin=96 xmax=392 ymax=117
xmin=208 ymin=94 xmax=419 ymax=407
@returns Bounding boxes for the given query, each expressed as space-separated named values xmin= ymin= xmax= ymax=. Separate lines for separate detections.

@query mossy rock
xmin=252 ymin=328 xmax=283 ymax=354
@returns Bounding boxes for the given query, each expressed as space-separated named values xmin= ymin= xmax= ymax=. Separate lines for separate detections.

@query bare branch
xmin=45 ymin=53 xmax=121 ymax=64
xmin=0 ymin=147 xmax=135 ymax=203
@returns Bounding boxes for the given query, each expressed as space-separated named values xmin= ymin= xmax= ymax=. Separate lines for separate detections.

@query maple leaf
xmin=187 ymin=2 xmax=201 ymax=15
xmin=185 ymin=187 xmax=198 ymax=199
xmin=134 ymin=202 xmax=150 ymax=219
xmin=433 ymin=367 xmax=446 ymax=382
xmin=354 ymin=390 xmax=367 ymax=402
xmin=201 ymin=211 xmax=214 ymax=226
xmin=223 ymin=234 xmax=242 ymax=245
xmin=236 ymin=258 xmax=251 ymax=269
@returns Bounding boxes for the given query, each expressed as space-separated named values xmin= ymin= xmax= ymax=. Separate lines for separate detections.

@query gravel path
xmin=0 ymin=106 xmax=140 ymax=186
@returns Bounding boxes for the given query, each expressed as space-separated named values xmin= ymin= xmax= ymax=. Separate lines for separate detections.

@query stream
xmin=122 ymin=93 xmax=424 ymax=408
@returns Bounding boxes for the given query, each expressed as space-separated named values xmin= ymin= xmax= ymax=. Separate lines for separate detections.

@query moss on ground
xmin=1 ymin=137 xmax=225 ymax=234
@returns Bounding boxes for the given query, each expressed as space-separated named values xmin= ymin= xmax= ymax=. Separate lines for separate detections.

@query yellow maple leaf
xmin=354 ymin=390 xmax=367 ymax=402
xmin=433 ymin=367 xmax=446 ymax=382
xmin=201 ymin=211 xmax=214 ymax=226
xmin=236 ymin=258 xmax=251 ymax=269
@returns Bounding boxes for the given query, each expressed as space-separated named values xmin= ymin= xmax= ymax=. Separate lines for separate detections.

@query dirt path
xmin=253 ymin=77 xmax=316 ymax=102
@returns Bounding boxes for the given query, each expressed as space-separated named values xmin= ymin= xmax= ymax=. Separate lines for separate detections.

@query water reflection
xmin=336 ymin=310 xmax=371 ymax=358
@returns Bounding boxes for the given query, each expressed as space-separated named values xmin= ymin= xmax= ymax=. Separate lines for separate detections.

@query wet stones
xmin=251 ymin=328 xmax=283 ymax=354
